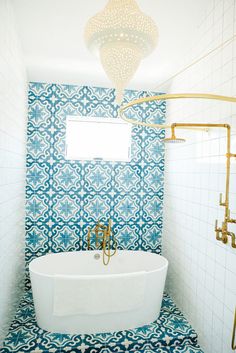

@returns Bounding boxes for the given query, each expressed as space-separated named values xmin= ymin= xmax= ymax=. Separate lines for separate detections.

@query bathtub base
xmin=2 ymin=290 xmax=204 ymax=353
xmin=36 ymin=309 xmax=161 ymax=335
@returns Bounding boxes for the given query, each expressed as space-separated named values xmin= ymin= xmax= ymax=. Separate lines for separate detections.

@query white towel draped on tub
xmin=53 ymin=272 xmax=146 ymax=317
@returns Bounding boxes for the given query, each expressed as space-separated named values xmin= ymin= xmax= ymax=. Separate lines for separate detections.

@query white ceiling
xmin=12 ymin=0 xmax=209 ymax=91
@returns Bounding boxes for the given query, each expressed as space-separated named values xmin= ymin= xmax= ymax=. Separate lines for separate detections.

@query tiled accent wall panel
xmin=26 ymin=83 xmax=166 ymax=267
xmin=0 ymin=0 xmax=27 ymax=345
xmin=163 ymin=0 xmax=236 ymax=352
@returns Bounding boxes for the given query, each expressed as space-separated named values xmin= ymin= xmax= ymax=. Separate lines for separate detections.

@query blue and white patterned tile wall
xmin=26 ymin=83 xmax=166 ymax=265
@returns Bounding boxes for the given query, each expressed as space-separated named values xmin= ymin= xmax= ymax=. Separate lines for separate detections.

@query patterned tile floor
xmin=1 ymin=292 xmax=203 ymax=353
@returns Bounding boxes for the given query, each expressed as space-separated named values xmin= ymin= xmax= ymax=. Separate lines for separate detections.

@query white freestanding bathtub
xmin=29 ymin=250 xmax=168 ymax=334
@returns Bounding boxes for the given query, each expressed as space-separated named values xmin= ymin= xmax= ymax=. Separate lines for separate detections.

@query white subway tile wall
xmin=163 ymin=0 xmax=236 ymax=352
xmin=0 ymin=0 xmax=27 ymax=345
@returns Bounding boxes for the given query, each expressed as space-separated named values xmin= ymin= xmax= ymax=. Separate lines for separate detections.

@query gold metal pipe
xmin=104 ymin=221 xmax=117 ymax=258
xmin=226 ymin=126 xmax=231 ymax=214
xmin=120 ymin=92 xmax=236 ymax=249
xmin=171 ymin=123 xmax=230 ymax=214
xmin=169 ymin=123 xmax=236 ymax=248
xmin=228 ymin=232 xmax=236 ymax=249
xmin=171 ymin=122 xmax=231 ymax=218
xmin=87 ymin=219 xmax=117 ymax=265
xmin=119 ymin=93 xmax=236 ymax=129
xmin=102 ymin=229 xmax=110 ymax=266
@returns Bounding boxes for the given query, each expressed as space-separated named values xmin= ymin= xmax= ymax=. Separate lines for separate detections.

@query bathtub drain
xmin=94 ymin=253 xmax=100 ymax=260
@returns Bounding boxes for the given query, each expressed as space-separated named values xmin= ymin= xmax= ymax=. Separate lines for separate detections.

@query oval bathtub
xmin=29 ymin=250 xmax=168 ymax=334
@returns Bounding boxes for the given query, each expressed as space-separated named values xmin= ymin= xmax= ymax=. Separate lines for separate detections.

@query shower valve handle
xmin=215 ymin=220 xmax=228 ymax=243
xmin=215 ymin=220 xmax=220 ymax=232
xmin=227 ymin=210 xmax=236 ymax=224
xmin=219 ymin=193 xmax=226 ymax=206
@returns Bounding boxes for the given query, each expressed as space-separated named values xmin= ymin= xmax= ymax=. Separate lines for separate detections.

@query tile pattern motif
xmin=1 ymin=291 xmax=203 ymax=353
xmin=26 ymin=83 xmax=166 ymax=270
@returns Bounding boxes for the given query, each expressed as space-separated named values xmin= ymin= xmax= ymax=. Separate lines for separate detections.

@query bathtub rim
xmin=29 ymin=250 xmax=168 ymax=278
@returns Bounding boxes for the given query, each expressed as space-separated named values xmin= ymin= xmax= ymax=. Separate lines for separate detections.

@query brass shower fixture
xmin=163 ymin=128 xmax=186 ymax=143
xmin=119 ymin=93 xmax=236 ymax=249
xmin=164 ymin=123 xmax=236 ymax=249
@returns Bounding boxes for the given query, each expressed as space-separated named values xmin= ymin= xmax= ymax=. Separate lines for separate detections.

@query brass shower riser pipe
xmin=170 ymin=123 xmax=236 ymax=248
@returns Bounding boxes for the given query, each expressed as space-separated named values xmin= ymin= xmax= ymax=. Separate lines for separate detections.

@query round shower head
xmin=163 ymin=136 xmax=186 ymax=143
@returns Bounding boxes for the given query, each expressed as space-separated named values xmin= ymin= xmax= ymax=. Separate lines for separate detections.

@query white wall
xmin=0 ymin=0 xmax=27 ymax=345
xmin=163 ymin=0 xmax=236 ymax=352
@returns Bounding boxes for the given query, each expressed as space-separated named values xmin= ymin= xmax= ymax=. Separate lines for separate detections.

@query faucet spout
xmin=86 ymin=219 xmax=117 ymax=265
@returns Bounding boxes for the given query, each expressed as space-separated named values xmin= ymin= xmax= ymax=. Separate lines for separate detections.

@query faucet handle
xmin=219 ymin=193 xmax=226 ymax=206
xmin=227 ymin=209 xmax=236 ymax=224
xmin=215 ymin=219 xmax=220 ymax=231
xmin=215 ymin=219 xmax=223 ymax=242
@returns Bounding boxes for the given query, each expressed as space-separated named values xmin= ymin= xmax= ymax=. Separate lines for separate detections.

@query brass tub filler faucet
xmin=87 ymin=219 xmax=117 ymax=265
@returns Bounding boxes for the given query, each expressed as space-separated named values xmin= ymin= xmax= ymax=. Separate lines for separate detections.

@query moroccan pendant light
xmin=84 ymin=0 xmax=158 ymax=104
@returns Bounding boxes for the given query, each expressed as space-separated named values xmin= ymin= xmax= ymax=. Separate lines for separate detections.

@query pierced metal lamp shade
xmin=84 ymin=0 xmax=158 ymax=104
